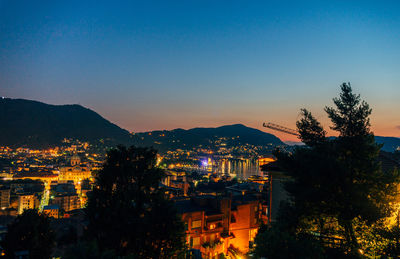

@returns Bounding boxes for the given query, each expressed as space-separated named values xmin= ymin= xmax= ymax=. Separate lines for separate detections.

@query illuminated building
xmin=0 ymin=188 xmax=10 ymax=209
xmin=43 ymin=204 xmax=59 ymax=218
xmin=175 ymin=193 xmax=264 ymax=258
xmin=58 ymin=154 xmax=91 ymax=185
xmin=17 ymin=194 xmax=39 ymax=214
xmin=50 ymin=194 xmax=80 ymax=212
xmin=49 ymin=182 xmax=81 ymax=212
xmin=80 ymin=179 xmax=92 ymax=207
xmin=162 ymin=171 xmax=190 ymax=197
xmin=13 ymin=170 xmax=58 ymax=185
xmin=258 ymin=156 xmax=276 ymax=167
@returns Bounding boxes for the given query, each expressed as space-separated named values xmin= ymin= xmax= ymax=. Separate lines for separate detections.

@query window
xmin=210 ymin=234 xmax=215 ymax=242
xmin=209 ymin=223 xmax=216 ymax=230
xmin=191 ymin=220 xmax=201 ymax=229
xmin=191 ymin=237 xmax=200 ymax=246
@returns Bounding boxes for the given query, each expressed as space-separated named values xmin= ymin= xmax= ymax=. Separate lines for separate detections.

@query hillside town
xmin=1 ymin=1 xmax=400 ymax=258
xmin=0 ymin=138 xmax=286 ymax=258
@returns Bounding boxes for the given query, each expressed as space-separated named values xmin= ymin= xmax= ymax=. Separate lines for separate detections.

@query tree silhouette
xmin=85 ymin=146 xmax=186 ymax=258
xmin=2 ymin=209 xmax=55 ymax=259
xmin=257 ymin=83 xmax=400 ymax=257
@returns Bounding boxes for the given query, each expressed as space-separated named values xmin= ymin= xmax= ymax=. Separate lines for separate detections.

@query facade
xmin=162 ymin=171 xmax=190 ymax=197
xmin=0 ymin=188 xmax=10 ymax=209
xmin=175 ymin=194 xmax=265 ymax=258
xmin=50 ymin=194 xmax=80 ymax=212
xmin=261 ymin=161 xmax=291 ymax=222
xmin=17 ymin=194 xmax=39 ymax=214
xmin=58 ymin=155 xmax=91 ymax=185
xmin=43 ymin=204 xmax=59 ymax=218
xmin=49 ymin=181 xmax=81 ymax=213
xmin=13 ymin=171 xmax=58 ymax=185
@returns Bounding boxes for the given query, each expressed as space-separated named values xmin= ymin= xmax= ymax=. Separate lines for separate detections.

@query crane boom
xmin=263 ymin=122 xmax=299 ymax=136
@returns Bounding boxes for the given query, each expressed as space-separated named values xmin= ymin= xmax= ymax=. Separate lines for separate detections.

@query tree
xmin=264 ymin=83 xmax=400 ymax=257
xmin=254 ymin=203 xmax=325 ymax=259
xmin=62 ymin=241 xmax=119 ymax=259
xmin=85 ymin=146 xmax=186 ymax=258
xmin=2 ymin=209 xmax=55 ymax=259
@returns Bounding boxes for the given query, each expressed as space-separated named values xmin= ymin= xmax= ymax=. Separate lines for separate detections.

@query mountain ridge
xmin=0 ymin=98 xmax=133 ymax=148
xmin=1 ymin=98 xmax=399 ymax=152
xmin=132 ymin=123 xmax=285 ymax=153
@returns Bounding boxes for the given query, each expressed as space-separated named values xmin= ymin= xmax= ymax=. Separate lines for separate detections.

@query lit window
xmin=209 ymin=223 xmax=216 ymax=230
xmin=192 ymin=237 xmax=200 ymax=246
xmin=191 ymin=220 xmax=201 ymax=229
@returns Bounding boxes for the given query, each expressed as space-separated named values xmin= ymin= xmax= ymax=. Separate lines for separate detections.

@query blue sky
xmin=1 ymin=0 xmax=399 ymax=140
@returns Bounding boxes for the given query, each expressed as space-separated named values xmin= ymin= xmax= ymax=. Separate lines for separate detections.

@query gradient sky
xmin=1 ymin=0 xmax=399 ymax=141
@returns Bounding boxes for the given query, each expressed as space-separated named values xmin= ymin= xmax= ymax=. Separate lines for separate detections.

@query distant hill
xmin=0 ymin=98 xmax=133 ymax=148
xmin=2 ymin=98 xmax=398 ymax=153
xmin=132 ymin=124 xmax=285 ymax=152
xmin=293 ymin=136 xmax=400 ymax=152
xmin=375 ymin=136 xmax=400 ymax=152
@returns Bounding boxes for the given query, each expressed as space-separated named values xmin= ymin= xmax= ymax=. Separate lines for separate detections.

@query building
xmin=261 ymin=161 xmax=291 ymax=223
xmin=50 ymin=194 xmax=80 ymax=212
xmin=80 ymin=179 xmax=92 ymax=207
xmin=0 ymin=188 xmax=10 ymax=209
xmin=175 ymin=193 xmax=264 ymax=258
xmin=43 ymin=204 xmax=59 ymax=218
xmin=49 ymin=181 xmax=81 ymax=212
xmin=17 ymin=194 xmax=39 ymax=214
xmin=58 ymin=154 xmax=91 ymax=185
xmin=162 ymin=171 xmax=190 ymax=197
xmin=13 ymin=170 xmax=58 ymax=186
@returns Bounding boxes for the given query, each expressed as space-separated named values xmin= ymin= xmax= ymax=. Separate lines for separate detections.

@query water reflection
xmin=215 ymin=159 xmax=261 ymax=180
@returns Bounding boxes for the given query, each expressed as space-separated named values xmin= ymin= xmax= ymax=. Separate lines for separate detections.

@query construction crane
xmin=263 ymin=122 xmax=299 ymax=136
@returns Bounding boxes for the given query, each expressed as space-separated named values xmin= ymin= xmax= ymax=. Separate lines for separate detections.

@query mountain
xmin=306 ymin=136 xmax=400 ymax=152
xmin=2 ymin=98 xmax=398 ymax=153
xmin=0 ymin=98 xmax=132 ymax=148
xmin=132 ymin=124 xmax=285 ymax=152
xmin=375 ymin=136 xmax=400 ymax=152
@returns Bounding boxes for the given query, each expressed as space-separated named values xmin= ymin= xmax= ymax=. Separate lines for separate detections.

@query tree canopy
xmin=255 ymin=83 xmax=400 ymax=258
xmin=85 ymin=145 xmax=186 ymax=258
xmin=2 ymin=209 xmax=55 ymax=259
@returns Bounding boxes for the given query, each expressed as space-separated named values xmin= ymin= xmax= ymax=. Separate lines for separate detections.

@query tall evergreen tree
xmin=85 ymin=146 xmax=186 ymax=258
xmin=258 ymin=83 xmax=400 ymax=257
xmin=322 ymin=84 xmax=398 ymax=251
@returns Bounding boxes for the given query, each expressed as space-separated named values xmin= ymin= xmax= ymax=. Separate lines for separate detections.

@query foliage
xmin=254 ymin=222 xmax=325 ymax=259
xmin=201 ymin=240 xmax=223 ymax=249
xmin=85 ymin=146 xmax=186 ymax=258
xmin=296 ymin=108 xmax=326 ymax=146
xmin=380 ymin=224 xmax=400 ymax=257
xmin=62 ymin=241 xmax=121 ymax=259
xmin=1 ymin=209 xmax=55 ymax=259
xmin=257 ymin=83 xmax=400 ymax=257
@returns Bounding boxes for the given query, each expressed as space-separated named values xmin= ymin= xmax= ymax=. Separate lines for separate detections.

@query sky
xmin=1 ymin=0 xmax=399 ymax=141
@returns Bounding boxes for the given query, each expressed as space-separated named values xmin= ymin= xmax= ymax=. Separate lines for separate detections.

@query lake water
xmin=215 ymin=158 xmax=261 ymax=180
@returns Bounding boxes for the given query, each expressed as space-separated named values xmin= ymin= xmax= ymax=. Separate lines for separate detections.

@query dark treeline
xmin=254 ymin=83 xmax=400 ymax=258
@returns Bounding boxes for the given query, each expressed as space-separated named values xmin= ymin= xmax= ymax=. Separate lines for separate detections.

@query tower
xmin=71 ymin=154 xmax=81 ymax=166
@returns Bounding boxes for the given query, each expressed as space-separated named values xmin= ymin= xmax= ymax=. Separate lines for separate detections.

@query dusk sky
xmin=1 ymin=0 xmax=399 ymax=141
